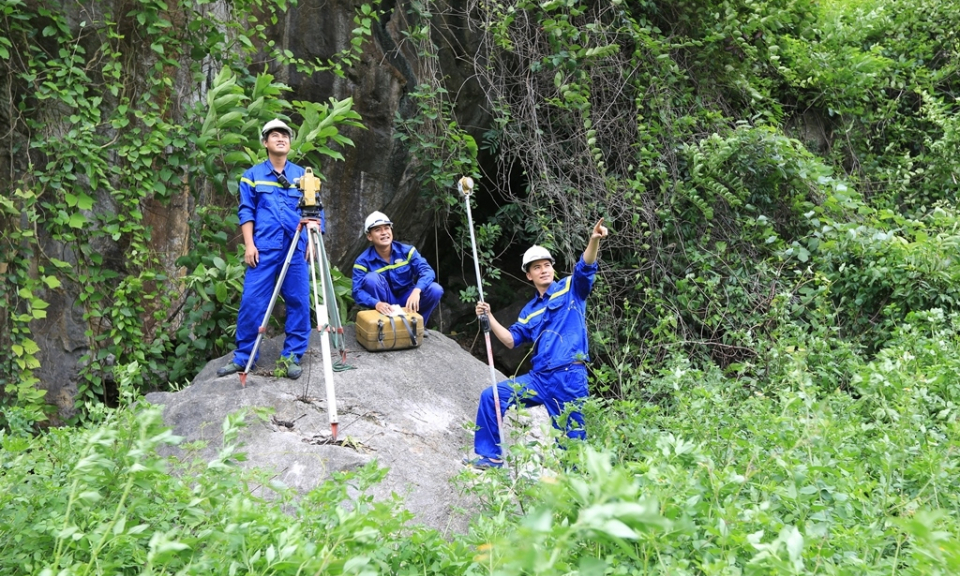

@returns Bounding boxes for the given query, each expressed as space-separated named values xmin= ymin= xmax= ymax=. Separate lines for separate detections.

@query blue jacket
xmin=238 ymin=159 xmax=324 ymax=251
xmin=352 ymin=242 xmax=437 ymax=308
xmin=509 ymin=256 xmax=598 ymax=372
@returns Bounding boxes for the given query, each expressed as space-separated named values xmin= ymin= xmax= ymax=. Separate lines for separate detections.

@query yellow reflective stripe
xmin=517 ymin=277 xmax=570 ymax=324
xmin=517 ymin=307 xmax=545 ymax=325
xmin=239 ymin=176 xmax=286 ymax=189
xmin=369 ymin=248 xmax=415 ymax=274
xmin=549 ymin=277 xmax=571 ymax=300
xmin=372 ymin=259 xmax=411 ymax=274
xmin=354 ymin=258 xmax=409 ymax=274
xmin=357 ymin=247 xmax=416 ymax=274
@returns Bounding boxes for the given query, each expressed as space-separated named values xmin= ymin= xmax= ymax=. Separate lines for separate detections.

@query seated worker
xmin=352 ymin=211 xmax=443 ymax=327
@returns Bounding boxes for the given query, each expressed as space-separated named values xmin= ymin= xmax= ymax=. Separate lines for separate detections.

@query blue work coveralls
xmin=231 ymin=159 xmax=324 ymax=367
xmin=352 ymin=242 xmax=444 ymax=325
xmin=474 ymin=256 xmax=598 ymax=460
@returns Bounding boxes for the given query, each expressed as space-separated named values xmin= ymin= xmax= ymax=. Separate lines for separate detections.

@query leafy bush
xmin=5 ymin=313 xmax=960 ymax=575
xmin=450 ymin=297 xmax=960 ymax=573
xmin=0 ymin=405 xmax=467 ymax=575
xmin=779 ymin=0 xmax=960 ymax=210
xmin=459 ymin=344 xmax=960 ymax=574
xmin=813 ymin=207 xmax=960 ymax=353
xmin=168 ymin=207 xmax=247 ymax=386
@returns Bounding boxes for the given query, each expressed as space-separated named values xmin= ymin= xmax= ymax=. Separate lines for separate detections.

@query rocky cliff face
xmin=14 ymin=0 xmax=492 ymax=421
xmin=269 ymin=0 xmax=488 ymax=266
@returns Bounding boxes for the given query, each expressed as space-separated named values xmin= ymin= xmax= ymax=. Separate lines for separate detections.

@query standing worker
xmin=352 ymin=211 xmax=444 ymax=327
xmin=466 ymin=218 xmax=608 ymax=469
xmin=216 ymin=119 xmax=323 ymax=380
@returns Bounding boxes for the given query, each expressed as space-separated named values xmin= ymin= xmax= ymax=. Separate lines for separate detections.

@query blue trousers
xmin=474 ymin=363 xmax=588 ymax=459
xmin=232 ymin=247 xmax=311 ymax=366
xmin=359 ymin=272 xmax=444 ymax=326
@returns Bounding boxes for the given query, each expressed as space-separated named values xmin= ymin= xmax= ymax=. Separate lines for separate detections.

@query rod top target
xmin=458 ymin=176 xmax=474 ymax=196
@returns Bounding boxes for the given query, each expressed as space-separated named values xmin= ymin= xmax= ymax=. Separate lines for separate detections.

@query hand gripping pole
xmin=459 ymin=177 xmax=507 ymax=458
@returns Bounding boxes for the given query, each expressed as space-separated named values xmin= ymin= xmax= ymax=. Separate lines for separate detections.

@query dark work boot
xmin=216 ymin=362 xmax=243 ymax=377
xmin=286 ymin=362 xmax=302 ymax=380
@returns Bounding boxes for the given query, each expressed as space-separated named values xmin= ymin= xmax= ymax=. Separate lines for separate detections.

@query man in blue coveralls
xmin=466 ymin=218 xmax=608 ymax=469
xmin=216 ymin=119 xmax=324 ymax=380
xmin=352 ymin=211 xmax=444 ymax=327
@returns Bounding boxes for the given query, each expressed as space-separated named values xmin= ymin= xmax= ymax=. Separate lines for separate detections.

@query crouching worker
xmin=465 ymin=218 xmax=608 ymax=469
xmin=352 ymin=211 xmax=444 ymax=327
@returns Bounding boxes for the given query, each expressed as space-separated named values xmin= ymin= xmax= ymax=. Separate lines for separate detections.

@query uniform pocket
xmin=252 ymin=186 xmax=285 ymax=250
xmin=563 ymin=365 xmax=589 ymax=398
xmin=390 ymin=262 xmax=415 ymax=289
xmin=282 ymin=186 xmax=302 ymax=208
xmin=546 ymin=294 xmax=565 ymax=311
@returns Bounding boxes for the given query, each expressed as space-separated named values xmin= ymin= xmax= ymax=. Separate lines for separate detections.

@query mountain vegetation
xmin=3 ymin=0 xmax=960 ymax=573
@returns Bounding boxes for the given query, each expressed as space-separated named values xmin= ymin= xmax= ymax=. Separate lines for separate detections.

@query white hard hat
xmin=364 ymin=211 xmax=393 ymax=233
xmin=260 ymin=119 xmax=293 ymax=140
xmin=521 ymin=245 xmax=554 ymax=272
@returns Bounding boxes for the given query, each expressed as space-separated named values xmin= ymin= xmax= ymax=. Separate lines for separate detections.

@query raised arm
xmin=583 ymin=218 xmax=608 ymax=265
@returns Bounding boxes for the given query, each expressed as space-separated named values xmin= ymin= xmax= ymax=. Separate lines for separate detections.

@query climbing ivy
xmin=392 ymin=0 xmax=479 ymax=213
xmin=388 ymin=0 xmax=490 ymax=300
xmin=463 ymin=0 xmax=960 ymax=398
xmin=0 ymin=0 xmax=368 ymax=427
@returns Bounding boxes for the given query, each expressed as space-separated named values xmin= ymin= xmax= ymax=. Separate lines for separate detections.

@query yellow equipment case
xmin=355 ymin=309 xmax=424 ymax=351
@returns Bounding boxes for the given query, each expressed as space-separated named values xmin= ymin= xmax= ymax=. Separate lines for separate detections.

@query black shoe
xmin=216 ymin=362 xmax=244 ymax=377
xmin=286 ymin=363 xmax=302 ymax=380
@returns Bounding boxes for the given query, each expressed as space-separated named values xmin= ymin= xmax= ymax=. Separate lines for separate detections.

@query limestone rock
xmin=145 ymin=325 xmax=548 ymax=533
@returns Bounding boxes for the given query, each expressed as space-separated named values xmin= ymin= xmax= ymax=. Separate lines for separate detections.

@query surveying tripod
xmin=239 ymin=168 xmax=346 ymax=438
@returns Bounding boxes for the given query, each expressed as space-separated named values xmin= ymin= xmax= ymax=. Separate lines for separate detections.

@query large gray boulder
xmin=144 ymin=326 xmax=547 ymax=533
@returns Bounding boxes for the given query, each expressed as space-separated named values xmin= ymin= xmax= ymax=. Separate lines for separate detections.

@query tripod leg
xmin=240 ymin=222 xmax=304 ymax=387
xmin=314 ymin=229 xmax=346 ymax=359
xmin=307 ymin=225 xmax=339 ymax=438
xmin=307 ymin=224 xmax=323 ymax=323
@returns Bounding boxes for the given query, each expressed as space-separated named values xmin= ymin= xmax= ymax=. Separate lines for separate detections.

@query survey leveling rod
xmin=458 ymin=177 xmax=507 ymax=455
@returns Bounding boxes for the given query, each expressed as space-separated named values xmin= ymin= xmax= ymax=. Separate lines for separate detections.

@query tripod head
xmin=295 ymin=167 xmax=324 ymax=218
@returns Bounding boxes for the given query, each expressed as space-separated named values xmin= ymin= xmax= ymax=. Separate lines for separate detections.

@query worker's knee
xmin=423 ymin=282 xmax=443 ymax=301
xmin=480 ymin=386 xmax=496 ymax=404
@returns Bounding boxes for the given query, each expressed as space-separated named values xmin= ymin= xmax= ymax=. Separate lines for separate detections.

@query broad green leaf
xmin=68 ymin=213 xmax=87 ymax=228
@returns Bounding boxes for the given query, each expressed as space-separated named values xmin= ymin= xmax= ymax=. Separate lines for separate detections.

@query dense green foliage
xmin=4 ymin=0 xmax=960 ymax=572
xmin=0 ymin=404 xmax=469 ymax=575
xmin=462 ymin=0 xmax=960 ymax=395
xmin=4 ymin=312 xmax=960 ymax=573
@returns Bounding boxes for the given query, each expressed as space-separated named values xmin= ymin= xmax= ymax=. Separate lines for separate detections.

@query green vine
xmin=0 ymin=0 xmax=369 ymax=427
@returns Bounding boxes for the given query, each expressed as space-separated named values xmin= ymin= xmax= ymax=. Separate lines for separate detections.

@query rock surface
xmin=144 ymin=325 xmax=544 ymax=533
